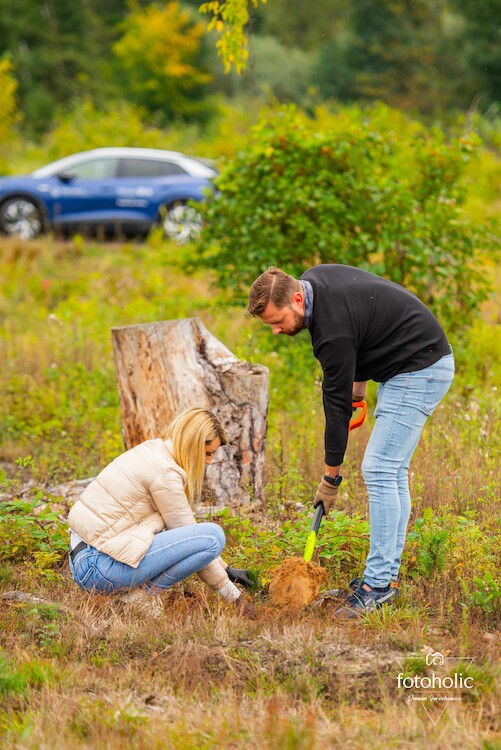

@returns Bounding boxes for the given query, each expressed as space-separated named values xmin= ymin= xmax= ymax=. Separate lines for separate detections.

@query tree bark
xmin=111 ymin=318 xmax=269 ymax=506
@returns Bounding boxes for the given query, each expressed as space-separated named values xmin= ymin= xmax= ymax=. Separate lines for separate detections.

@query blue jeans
xmin=69 ymin=522 xmax=225 ymax=593
xmin=361 ymin=353 xmax=454 ymax=588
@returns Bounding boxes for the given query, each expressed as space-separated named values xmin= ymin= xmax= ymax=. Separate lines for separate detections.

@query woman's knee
xmin=200 ymin=522 xmax=226 ymax=554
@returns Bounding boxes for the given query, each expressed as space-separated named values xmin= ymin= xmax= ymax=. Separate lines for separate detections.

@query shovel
xmin=303 ymin=400 xmax=367 ymax=563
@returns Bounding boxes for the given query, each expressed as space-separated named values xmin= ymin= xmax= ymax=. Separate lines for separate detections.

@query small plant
xmin=470 ymin=572 xmax=501 ymax=618
xmin=406 ymin=508 xmax=450 ymax=578
xmin=0 ymin=493 xmax=68 ymax=563
xmin=214 ymin=507 xmax=369 ymax=584
xmin=0 ymin=462 xmax=69 ymax=577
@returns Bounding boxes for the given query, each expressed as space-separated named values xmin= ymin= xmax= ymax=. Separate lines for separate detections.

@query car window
xmin=62 ymin=158 xmax=119 ymax=180
xmin=117 ymin=158 xmax=187 ymax=178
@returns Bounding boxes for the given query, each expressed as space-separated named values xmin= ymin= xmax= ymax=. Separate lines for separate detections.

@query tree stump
xmin=111 ymin=318 xmax=269 ymax=506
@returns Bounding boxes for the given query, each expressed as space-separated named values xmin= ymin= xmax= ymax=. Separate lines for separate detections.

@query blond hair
xmin=166 ymin=407 xmax=227 ymax=504
xmin=247 ymin=267 xmax=301 ymax=317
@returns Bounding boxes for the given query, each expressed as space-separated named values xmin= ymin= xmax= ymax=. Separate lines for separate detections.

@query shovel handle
xmin=304 ymin=502 xmax=325 ymax=562
xmin=349 ymin=400 xmax=367 ymax=432
xmin=311 ymin=502 xmax=325 ymax=533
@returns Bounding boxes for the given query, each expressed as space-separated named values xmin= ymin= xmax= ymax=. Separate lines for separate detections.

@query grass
xmin=0 ymin=234 xmax=500 ymax=748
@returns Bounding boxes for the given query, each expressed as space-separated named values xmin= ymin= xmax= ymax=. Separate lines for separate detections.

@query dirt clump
xmin=269 ymin=557 xmax=327 ymax=609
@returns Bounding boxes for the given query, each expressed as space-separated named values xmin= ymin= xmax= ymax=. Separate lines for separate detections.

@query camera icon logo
xmin=426 ymin=651 xmax=445 ymax=666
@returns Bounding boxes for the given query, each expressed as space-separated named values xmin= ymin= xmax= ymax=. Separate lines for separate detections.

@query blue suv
xmin=0 ymin=147 xmax=217 ymax=243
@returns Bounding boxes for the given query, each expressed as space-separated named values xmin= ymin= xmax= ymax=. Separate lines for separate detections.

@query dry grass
xmin=1 ymin=576 xmax=500 ymax=749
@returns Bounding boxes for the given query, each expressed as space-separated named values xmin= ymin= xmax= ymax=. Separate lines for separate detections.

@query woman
xmin=67 ymin=407 xmax=255 ymax=614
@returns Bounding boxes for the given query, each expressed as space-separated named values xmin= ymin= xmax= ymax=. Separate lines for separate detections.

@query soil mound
xmin=269 ymin=557 xmax=327 ymax=609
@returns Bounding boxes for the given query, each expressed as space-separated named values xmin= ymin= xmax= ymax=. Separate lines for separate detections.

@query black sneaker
xmin=335 ymin=580 xmax=398 ymax=619
xmin=349 ymin=576 xmax=399 ymax=593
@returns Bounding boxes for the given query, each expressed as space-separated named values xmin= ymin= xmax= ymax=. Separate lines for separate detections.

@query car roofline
xmin=32 ymin=148 xmax=214 ymax=179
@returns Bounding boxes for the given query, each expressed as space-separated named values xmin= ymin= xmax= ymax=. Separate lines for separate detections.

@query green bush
xmin=195 ymin=103 xmax=495 ymax=332
xmin=406 ymin=507 xmax=499 ymax=586
xmin=471 ymin=573 xmax=501 ymax=618
xmin=0 ymin=459 xmax=69 ymax=570
xmin=215 ymin=507 xmax=369 ymax=584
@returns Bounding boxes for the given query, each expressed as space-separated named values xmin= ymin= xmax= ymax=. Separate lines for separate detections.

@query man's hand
xmin=226 ymin=566 xmax=259 ymax=590
xmin=313 ymin=477 xmax=341 ymax=515
xmin=352 ymin=380 xmax=367 ymax=403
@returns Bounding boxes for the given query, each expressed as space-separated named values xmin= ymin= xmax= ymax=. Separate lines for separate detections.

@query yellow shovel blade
xmin=304 ymin=530 xmax=317 ymax=562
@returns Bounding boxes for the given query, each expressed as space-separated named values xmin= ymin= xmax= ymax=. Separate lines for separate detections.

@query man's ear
xmin=291 ymin=291 xmax=304 ymax=307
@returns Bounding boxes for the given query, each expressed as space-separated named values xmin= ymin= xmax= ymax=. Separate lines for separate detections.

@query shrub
xmin=195 ymin=103 xmax=495 ymax=332
xmin=0 ymin=459 xmax=69 ymax=572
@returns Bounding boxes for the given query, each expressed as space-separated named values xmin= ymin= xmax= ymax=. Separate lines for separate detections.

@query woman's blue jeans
xmin=361 ymin=353 xmax=454 ymax=589
xmin=68 ymin=522 xmax=225 ymax=593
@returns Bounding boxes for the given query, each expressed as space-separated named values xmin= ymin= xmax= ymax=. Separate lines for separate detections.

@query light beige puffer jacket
xmin=67 ymin=438 xmax=229 ymax=591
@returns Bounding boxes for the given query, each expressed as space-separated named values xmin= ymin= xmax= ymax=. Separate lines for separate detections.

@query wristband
xmin=323 ymin=474 xmax=342 ymax=487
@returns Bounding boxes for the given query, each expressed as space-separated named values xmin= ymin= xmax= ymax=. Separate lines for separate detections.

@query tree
xmin=194 ymin=104 xmax=495 ymax=333
xmin=0 ymin=0 xmax=128 ymax=134
xmin=0 ymin=58 xmax=20 ymax=172
xmin=256 ymin=0 xmax=350 ymax=50
xmin=114 ymin=1 xmax=212 ymax=120
xmin=451 ymin=0 xmax=501 ymax=106
xmin=346 ymin=0 xmax=454 ymax=114
xmin=199 ymin=0 xmax=266 ymax=74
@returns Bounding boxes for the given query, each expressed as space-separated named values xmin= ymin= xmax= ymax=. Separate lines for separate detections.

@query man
xmin=248 ymin=264 xmax=454 ymax=618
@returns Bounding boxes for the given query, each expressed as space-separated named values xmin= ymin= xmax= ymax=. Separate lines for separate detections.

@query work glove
xmin=226 ymin=566 xmax=259 ymax=590
xmin=313 ymin=477 xmax=342 ymax=515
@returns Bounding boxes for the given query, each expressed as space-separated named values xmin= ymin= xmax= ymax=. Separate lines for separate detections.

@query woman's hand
xmin=226 ymin=566 xmax=259 ymax=590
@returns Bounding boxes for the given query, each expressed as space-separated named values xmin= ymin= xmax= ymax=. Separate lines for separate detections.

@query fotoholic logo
xmin=396 ymin=650 xmax=475 ymax=725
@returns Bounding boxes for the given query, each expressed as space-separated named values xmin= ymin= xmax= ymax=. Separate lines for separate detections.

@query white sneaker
xmin=118 ymin=589 xmax=164 ymax=618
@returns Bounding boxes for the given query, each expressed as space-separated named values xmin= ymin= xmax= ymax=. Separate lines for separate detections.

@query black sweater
xmin=300 ymin=264 xmax=450 ymax=466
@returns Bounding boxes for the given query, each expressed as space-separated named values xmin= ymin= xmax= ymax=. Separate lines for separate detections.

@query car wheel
xmin=162 ymin=201 xmax=202 ymax=244
xmin=0 ymin=197 xmax=44 ymax=239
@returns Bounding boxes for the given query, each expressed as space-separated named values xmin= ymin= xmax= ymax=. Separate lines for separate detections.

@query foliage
xmin=405 ymin=506 xmax=501 ymax=622
xmin=199 ymin=0 xmax=267 ymax=74
xmin=451 ymin=0 xmax=501 ymax=107
xmin=113 ymin=2 xmax=212 ymax=121
xmin=0 ymin=58 xmax=20 ymax=173
xmin=0 ymin=652 xmax=57 ymax=700
xmin=0 ymin=654 xmax=27 ymax=698
xmin=195 ymin=103 xmax=495 ymax=332
xmin=471 ymin=572 xmax=501 ymax=617
xmin=215 ymin=507 xmax=369 ymax=583
xmin=230 ymin=36 xmax=315 ymax=104
xmin=0 ymin=0 xmax=500 ymax=139
xmin=407 ymin=508 xmax=451 ymax=578
xmin=28 ymin=99 xmax=169 ymax=165
xmin=10 ymin=97 xmax=265 ymax=175
xmin=0 ymin=0 xmax=121 ymax=134
xmin=256 ymin=0 xmax=351 ymax=50
xmin=0 ymin=459 xmax=69 ymax=568
xmin=346 ymin=0 xmax=459 ymax=114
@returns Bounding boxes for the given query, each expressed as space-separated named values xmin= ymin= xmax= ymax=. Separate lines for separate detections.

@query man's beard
xmin=284 ymin=309 xmax=304 ymax=336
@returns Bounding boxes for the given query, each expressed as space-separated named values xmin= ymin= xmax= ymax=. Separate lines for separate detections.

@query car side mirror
xmin=57 ymin=171 xmax=76 ymax=183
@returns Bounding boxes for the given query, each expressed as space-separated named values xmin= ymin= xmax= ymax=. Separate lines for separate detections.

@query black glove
xmin=226 ymin=566 xmax=258 ymax=590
